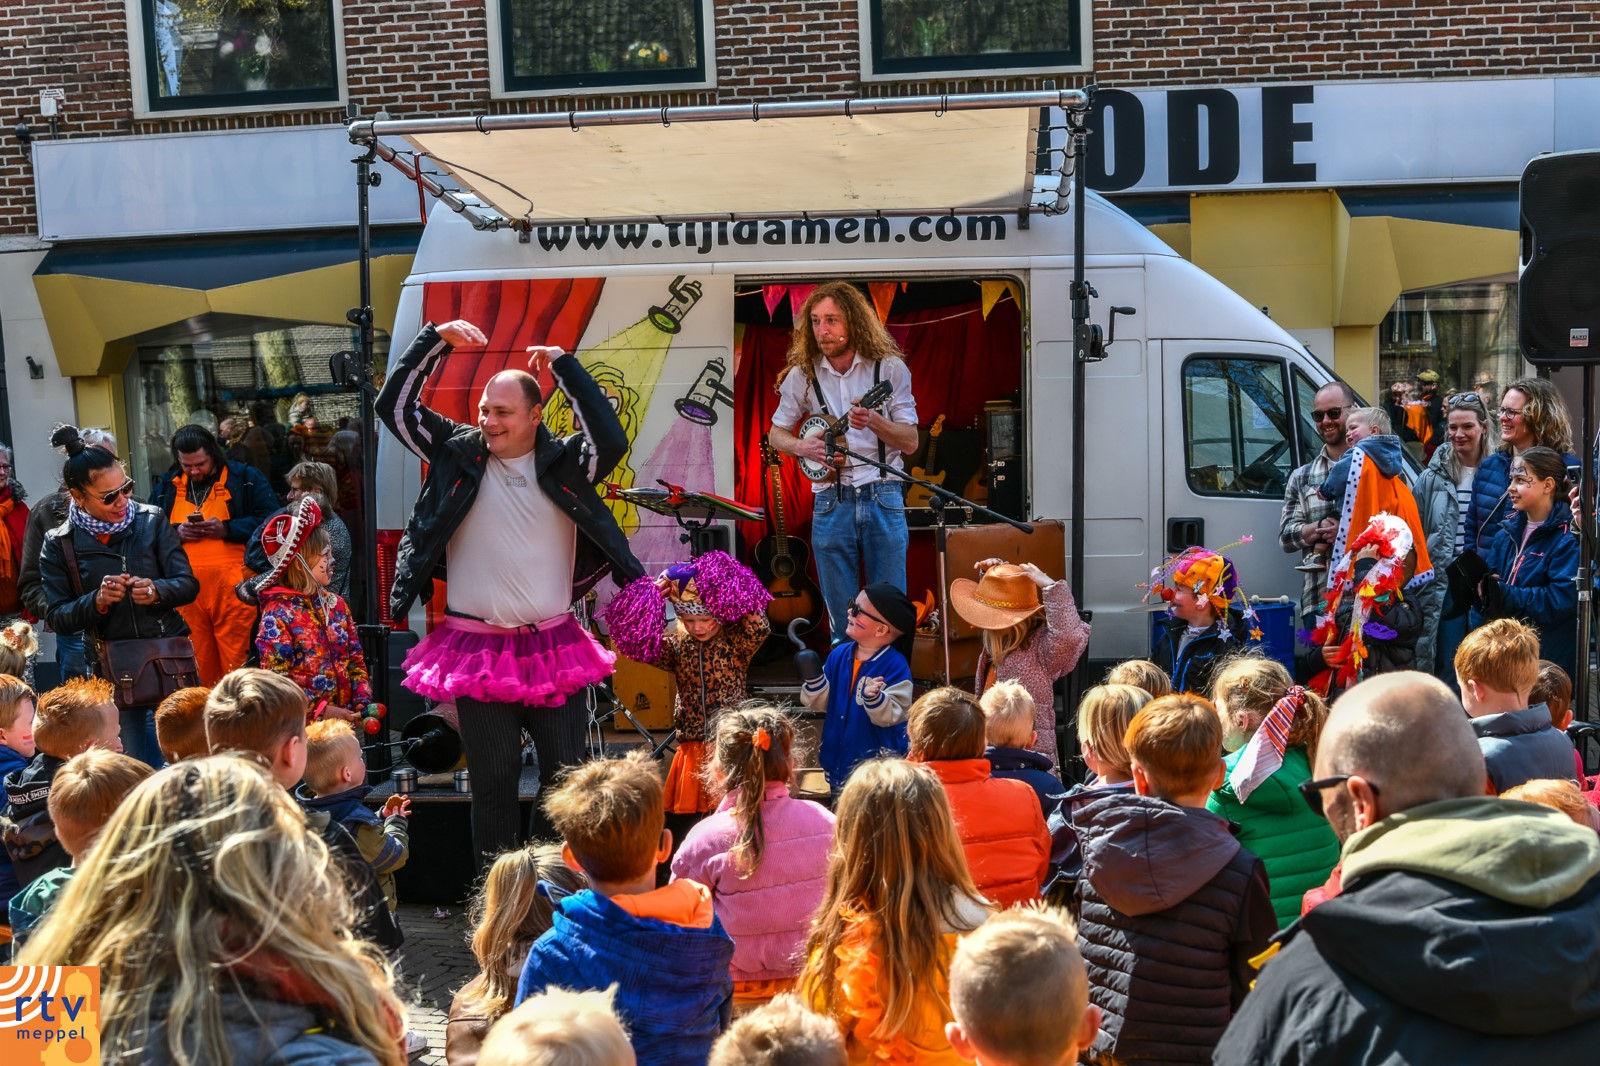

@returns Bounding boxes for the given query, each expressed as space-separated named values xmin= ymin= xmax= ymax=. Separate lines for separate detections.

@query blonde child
xmin=0 ymin=674 xmax=34 ymax=923
xmin=909 ymin=688 xmax=1050 ymax=907
xmin=945 ymin=907 xmax=1100 ymax=1066
xmin=949 ymin=560 xmax=1090 ymax=764
xmin=1075 ymin=683 xmax=1150 ymax=790
xmin=0 ymin=620 xmax=37 ymax=683
xmin=673 ymin=706 xmax=836 ymax=1006
xmin=8 ymin=748 xmax=152 ymax=948
xmin=253 ymin=498 xmax=373 ymax=722
xmin=479 ymin=986 xmax=636 ymax=1066
xmin=153 ymin=685 xmax=211 ymax=762
xmin=515 ymin=751 xmax=735 ymax=1066
xmin=1503 ymin=778 xmax=1600 ymax=833
xmin=300 ymin=718 xmax=411 ymax=916
xmin=979 ymin=681 xmax=1059 ymax=811
xmin=1206 ymin=657 xmax=1340 ymax=927
xmin=798 ymin=758 xmax=990 ymax=1064
xmin=17 ymin=755 xmax=407 ymax=1065
xmin=1 ymin=676 xmax=121 ymax=889
xmin=1104 ymin=658 xmax=1172 ymax=698
xmin=709 ymin=993 xmax=846 ymax=1066
xmin=449 ymin=844 xmax=587 ymax=1065
xmin=608 ymin=553 xmax=771 ymax=822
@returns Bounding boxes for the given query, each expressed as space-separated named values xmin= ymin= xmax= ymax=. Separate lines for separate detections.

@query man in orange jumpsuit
xmin=153 ymin=424 xmax=278 ymax=685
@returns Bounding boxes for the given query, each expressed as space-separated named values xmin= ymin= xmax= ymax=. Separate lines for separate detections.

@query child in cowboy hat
xmin=950 ymin=560 xmax=1089 ymax=768
xmin=1144 ymin=544 xmax=1261 ymax=697
xmin=605 ymin=552 xmax=772 ymax=824
xmin=252 ymin=497 xmax=376 ymax=725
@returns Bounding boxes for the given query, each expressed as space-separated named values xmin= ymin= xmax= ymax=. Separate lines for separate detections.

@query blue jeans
xmin=120 ymin=708 xmax=165 ymax=769
xmin=811 ymin=480 xmax=909 ymax=642
xmin=55 ymin=632 xmax=91 ymax=682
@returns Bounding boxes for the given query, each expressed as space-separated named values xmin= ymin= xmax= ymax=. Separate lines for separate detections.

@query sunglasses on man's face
xmin=1311 ymin=406 xmax=1345 ymax=423
xmin=98 ymin=479 xmax=136 ymax=507
xmin=1297 ymin=774 xmax=1381 ymax=819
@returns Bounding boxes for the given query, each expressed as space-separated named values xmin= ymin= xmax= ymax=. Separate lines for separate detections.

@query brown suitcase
xmin=940 ymin=520 xmax=1068 ymax=640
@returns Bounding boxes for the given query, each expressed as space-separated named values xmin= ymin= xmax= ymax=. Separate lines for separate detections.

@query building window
xmin=1379 ymin=283 xmax=1526 ymax=407
xmin=862 ymin=0 xmax=1090 ymax=81
xmin=134 ymin=0 xmax=342 ymax=114
xmin=1182 ymin=356 xmax=1294 ymax=499
xmin=493 ymin=0 xmax=712 ymax=96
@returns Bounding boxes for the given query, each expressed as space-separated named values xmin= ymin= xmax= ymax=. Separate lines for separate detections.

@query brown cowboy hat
xmin=949 ymin=564 xmax=1044 ymax=631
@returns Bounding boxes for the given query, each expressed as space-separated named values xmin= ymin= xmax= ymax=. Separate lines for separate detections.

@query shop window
xmin=862 ymin=0 xmax=1090 ymax=81
xmin=1379 ymin=282 xmax=1525 ymax=403
xmin=1183 ymin=357 xmax=1294 ymax=499
xmin=132 ymin=0 xmax=343 ymax=115
xmin=493 ymin=0 xmax=712 ymax=95
xmin=128 ymin=322 xmax=383 ymax=495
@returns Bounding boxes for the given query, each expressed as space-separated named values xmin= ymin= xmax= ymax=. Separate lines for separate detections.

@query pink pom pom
xmin=693 ymin=550 xmax=772 ymax=624
xmin=603 ymin=576 xmax=668 ymax=662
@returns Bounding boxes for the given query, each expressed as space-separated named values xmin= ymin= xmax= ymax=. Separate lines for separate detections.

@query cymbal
xmin=605 ymin=483 xmax=764 ymax=523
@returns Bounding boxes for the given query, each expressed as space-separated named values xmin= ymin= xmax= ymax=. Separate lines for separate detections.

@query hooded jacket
xmin=1073 ymin=791 xmax=1276 ymax=1065
xmin=0 ymin=742 xmax=30 ymax=913
xmin=1471 ymin=497 xmax=1580 ymax=675
xmin=1215 ymin=797 xmax=1600 ymax=1066
xmin=516 ymin=885 xmax=735 ymax=1066
xmin=135 ymin=992 xmax=381 ymax=1066
xmin=297 ymin=783 xmax=409 ymax=914
xmin=1317 ymin=433 xmax=1409 ymax=501
xmin=377 ymin=325 xmax=645 ymax=619
xmin=1466 ymin=447 xmax=1581 ymax=554
xmin=1470 ymin=705 xmax=1581 ymax=793
xmin=921 ymin=757 xmax=1051 ymax=907
xmin=1207 ymin=745 xmax=1341 ymax=928
xmin=0 ymin=752 xmax=68 ymax=888
xmin=984 ymin=744 xmax=1061 ymax=815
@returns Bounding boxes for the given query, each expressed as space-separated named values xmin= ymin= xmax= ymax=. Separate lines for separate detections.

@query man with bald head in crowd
xmin=379 ymin=320 xmax=644 ymax=866
xmin=1217 ymin=672 xmax=1600 ymax=1065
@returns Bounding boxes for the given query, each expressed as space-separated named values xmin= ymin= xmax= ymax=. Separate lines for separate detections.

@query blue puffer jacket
xmin=1471 ymin=498 xmax=1580 ymax=675
xmin=1465 ymin=449 xmax=1579 ymax=556
xmin=516 ymin=886 xmax=734 ymax=1066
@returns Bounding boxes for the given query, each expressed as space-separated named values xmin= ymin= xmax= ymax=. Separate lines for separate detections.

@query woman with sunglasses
xmin=1465 ymin=377 xmax=1576 ymax=555
xmin=1413 ymin=392 xmax=1497 ymax=679
xmin=37 ymin=424 xmax=198 ymax=766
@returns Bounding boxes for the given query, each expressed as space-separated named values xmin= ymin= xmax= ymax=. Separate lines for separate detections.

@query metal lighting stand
xmin=1578 ymin=364 xmax=1595 ymax=723
xmin=1063 ymin=90 xmax=1098 ymax=731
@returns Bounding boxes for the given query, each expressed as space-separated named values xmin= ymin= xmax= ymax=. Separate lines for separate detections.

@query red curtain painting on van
xmin=418 ymin=278 xmax=606 ymax=422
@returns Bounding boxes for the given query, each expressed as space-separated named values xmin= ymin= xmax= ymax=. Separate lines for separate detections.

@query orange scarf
xmin=0 ymin=495 xmax=17 ymax=580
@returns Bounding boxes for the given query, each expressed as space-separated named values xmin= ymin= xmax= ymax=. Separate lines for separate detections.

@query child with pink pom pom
xmin=607 ymin=551 xmax=772 ymax=837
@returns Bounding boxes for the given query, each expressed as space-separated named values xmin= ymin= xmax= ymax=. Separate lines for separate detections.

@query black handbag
xmin=60 ymin=525 xmax=199 ymax=709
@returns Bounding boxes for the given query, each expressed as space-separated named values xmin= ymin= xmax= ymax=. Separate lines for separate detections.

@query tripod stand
xmin=825 ymin=440 xmax=1032 ymax=683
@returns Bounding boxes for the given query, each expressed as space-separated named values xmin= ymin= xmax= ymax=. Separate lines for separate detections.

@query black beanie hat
xmin=863 ymin=583 xmax=917 ymax=660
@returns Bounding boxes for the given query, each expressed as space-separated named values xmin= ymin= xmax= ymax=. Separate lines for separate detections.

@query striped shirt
xmin=1455 ymin=467 xmax=1476 ymax=557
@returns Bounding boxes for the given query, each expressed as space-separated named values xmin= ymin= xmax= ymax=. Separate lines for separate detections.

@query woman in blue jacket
xmin=1471 ymin=447 xmax=1580 ymax=676
xmin=1465 ymin=378 xmax=1576 ymax=555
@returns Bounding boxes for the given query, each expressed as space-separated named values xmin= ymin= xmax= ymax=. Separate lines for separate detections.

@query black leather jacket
xmin=377 ymin=324 xmax=644 ymax=619
xmin=40 ymin=504 xmax=200 ymax=641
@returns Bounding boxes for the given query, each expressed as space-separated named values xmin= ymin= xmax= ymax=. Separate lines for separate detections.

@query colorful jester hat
xmin=257 ymin=495 xmax=322 ymax=588
xmin=1141 ymin=536 xmax=1263 ymax=642
xmin=1311 ymin=511 xmax=1414 ymax=669
xmin=604 ymin=551 xmax=772 ymax=662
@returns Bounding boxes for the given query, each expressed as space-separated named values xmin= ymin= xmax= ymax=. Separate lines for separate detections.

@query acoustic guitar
xmin=905 ymin=414 xmax=946 ymax=509
xmin=752 ymin=442 xmax=822 ymax=634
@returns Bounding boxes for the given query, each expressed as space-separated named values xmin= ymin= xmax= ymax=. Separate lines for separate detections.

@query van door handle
xmin=1167 ymin=517 xmax=1204 ymax=553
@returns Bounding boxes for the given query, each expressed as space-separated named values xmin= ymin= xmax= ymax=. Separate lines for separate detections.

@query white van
xmin=378 ymin=189 xmax=1339 ymax=669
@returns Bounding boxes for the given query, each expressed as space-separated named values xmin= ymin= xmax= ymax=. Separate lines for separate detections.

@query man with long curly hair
xmin=768 ymin=282 xmax=919 ymax=640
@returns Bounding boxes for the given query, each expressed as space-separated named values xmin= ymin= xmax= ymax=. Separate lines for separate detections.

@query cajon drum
xmin=610 ymin=655 xmax=677 ymax=731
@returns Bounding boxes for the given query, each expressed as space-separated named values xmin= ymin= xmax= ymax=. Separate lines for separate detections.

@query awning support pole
xmin=1063 ymin=87 xmax=1097 ymax=776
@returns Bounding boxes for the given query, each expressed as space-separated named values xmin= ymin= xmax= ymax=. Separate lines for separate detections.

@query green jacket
xmin=1208 ymin=745 xmax=1340 ymax=928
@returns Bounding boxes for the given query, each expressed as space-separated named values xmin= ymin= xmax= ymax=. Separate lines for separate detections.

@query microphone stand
xmin=826 ymin=438 xmax=1032 ymax=684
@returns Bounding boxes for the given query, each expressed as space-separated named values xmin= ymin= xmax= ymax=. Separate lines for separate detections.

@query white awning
xmin=352 ymin=90 xmax=1086 ymax=229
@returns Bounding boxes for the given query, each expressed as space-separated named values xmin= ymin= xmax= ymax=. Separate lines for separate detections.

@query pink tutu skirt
xmin=402 ymin=613 xmax=615 ymax=706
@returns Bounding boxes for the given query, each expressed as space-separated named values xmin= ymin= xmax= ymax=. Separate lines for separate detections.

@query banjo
xmin=795 ymin=379 xmax=894 ymax=482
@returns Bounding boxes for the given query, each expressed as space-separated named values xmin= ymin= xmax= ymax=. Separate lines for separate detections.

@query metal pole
xmin=1578 ymin=363 xmax=1595 ymax=720
xmin=1062 ymin=88 xmax=1096 ymax=780
xmin=352 ymin=140 xmax=392 ymax=778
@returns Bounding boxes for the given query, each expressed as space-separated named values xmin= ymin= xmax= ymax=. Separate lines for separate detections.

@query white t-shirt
xmin=445 ymin=451 xmax=578 ymax=627
xmin=770 ymin=352 xmax=918 ymax=491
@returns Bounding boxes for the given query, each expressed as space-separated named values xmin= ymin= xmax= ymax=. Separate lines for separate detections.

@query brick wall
xmin=3 ymin=0 xmax=1599 ymax=235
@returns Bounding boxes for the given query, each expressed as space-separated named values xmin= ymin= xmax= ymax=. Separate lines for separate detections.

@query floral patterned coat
xmin=640 ymin=613 xmax=770 ymax=741
xmin=256 ymin=585 xmax=372 ymax=711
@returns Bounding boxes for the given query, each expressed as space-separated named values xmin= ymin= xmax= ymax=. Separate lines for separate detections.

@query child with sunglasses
xmin=797 ymin=584 xmax=916 ymax=793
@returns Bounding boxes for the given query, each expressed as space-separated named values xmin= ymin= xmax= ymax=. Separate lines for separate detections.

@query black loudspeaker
xmin=1519 ymin=150 xmax=1600 ymax=366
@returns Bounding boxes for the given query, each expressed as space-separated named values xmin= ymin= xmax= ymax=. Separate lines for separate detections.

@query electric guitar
xmin=795 ymin=380 xmax=894 ymax=482
xmin=752 ymin=443 xmax=822 ymax=633
xmin=905 ymin=414 xmax=947 ymax=508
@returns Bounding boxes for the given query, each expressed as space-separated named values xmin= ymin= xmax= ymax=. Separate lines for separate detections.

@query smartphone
xmin=186 ymin=511 xmax=204 ymax=523
xmin=1567 ymin=463 xmax=1583 ymax=486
